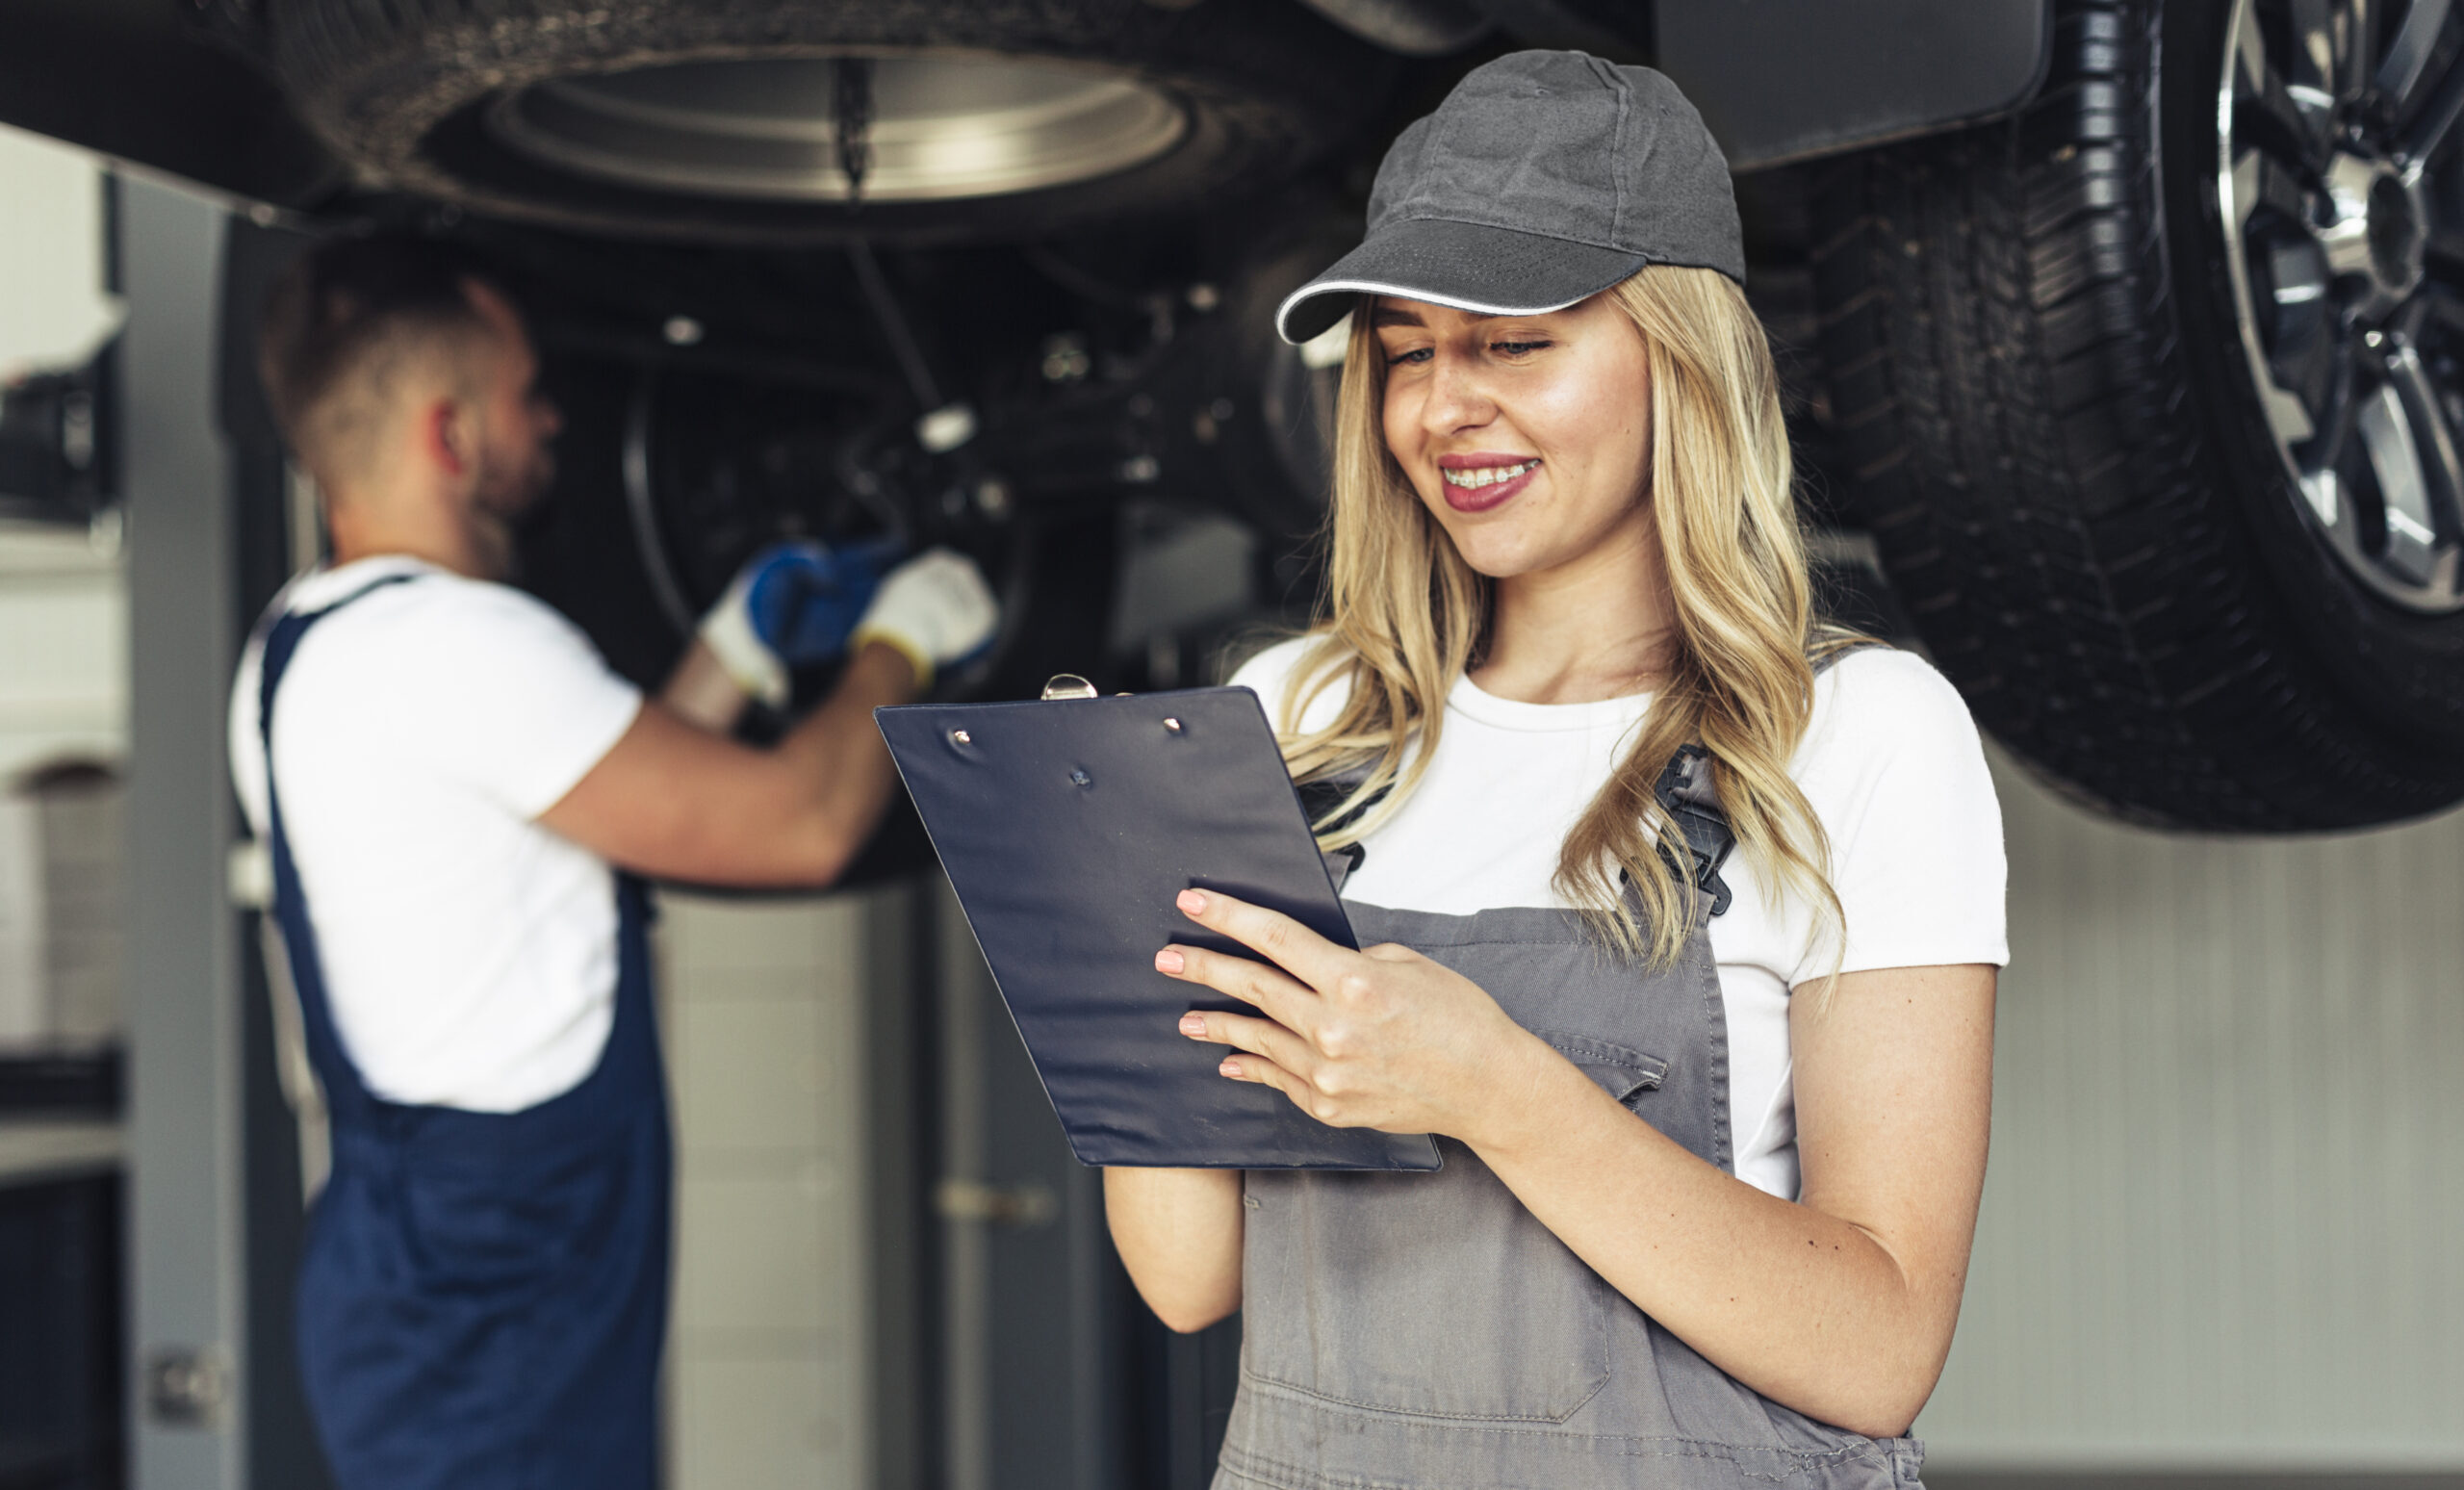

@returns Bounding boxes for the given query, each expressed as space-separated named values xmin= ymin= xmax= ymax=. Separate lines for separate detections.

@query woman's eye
xmin=1491 ymin=339 xmax=1551 ymax=357
xmin=1385 ymin=347 xmax=1434 ymax=367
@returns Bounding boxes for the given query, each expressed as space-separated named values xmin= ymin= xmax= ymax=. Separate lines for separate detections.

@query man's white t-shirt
xmin=1231 ymin=638 xmax=2009 ymax=1201
xmin=229 ymin=557 xmax=644 ymax=1113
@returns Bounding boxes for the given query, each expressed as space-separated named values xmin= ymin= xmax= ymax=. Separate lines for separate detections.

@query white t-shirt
xmin=1231 ymin=638 xmax=2008 ymax=1201
xmin=229 ymin=557 xmax=645 ymax=1113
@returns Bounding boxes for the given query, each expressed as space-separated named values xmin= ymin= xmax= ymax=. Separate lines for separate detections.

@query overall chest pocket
xmin=393 ymin=1113 xmax=654 ymax=1295
xmin=1234 ymin=907 xmax=1687 ymax=1423
xmin=1238 ymin=1027 xmax=1666 ymax=1425
xmin=1242 ymin=1150 xmax=1611 ymax=1423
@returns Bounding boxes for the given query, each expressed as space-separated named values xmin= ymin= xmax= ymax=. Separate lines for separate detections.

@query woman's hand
xmin=1161 ymin=885 xmax=1996 ymax=1437
xmin=1157 ymin=887 xmax=1552 ymax=1144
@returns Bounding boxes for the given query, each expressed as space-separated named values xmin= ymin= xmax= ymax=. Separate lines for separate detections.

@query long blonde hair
xmin=1274 ymin=265 xmax=1860 ymax=965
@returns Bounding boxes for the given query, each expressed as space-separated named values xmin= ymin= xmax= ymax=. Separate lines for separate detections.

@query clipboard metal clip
xmin=1040 ymin=673 xmax=1098 ymax=701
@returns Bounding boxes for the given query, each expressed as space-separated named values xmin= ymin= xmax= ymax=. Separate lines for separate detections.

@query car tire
xmin=264 ymin=0 xmax=1395 ymax=244
xmin=1811 ymin=0 xmax=2464 ymax=830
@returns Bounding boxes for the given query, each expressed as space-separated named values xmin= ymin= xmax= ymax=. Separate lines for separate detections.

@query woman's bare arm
xmin=1470 ymin=962 xmax=1993 ymax=1437
xmin=1103 ymin=1167 xmax=1246 ymax=1332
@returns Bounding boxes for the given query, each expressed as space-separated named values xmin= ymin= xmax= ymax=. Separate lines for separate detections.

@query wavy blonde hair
xmin=1274 ymin=265 xmax=1861 ymax=966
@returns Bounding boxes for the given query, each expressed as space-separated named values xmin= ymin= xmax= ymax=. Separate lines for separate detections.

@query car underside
xmin=8 ymin=0 xmax=2464 ymax=838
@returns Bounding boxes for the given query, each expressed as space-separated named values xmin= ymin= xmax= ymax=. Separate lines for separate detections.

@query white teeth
xmin=1441 ymin=460 xmax=1537 ymax=489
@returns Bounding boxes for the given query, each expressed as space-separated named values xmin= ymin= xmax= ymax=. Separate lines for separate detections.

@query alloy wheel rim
xmin=2220 ymin=0 xmax=2464 ymax=612
xmin=487 ymin=53 xmax=1189 ymax=203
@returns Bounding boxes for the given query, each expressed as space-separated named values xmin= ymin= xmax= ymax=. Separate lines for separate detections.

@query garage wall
xmin=0 ymin=522 xmax=123 ymax=780
xmin=0 ymin=124 xmax=120 ymax=783
xmin=0 ymin=524 xmax=125 ymax=1050
xmin=656 ymin=890 xmax=878 ymax=1490
xmin=1917 ymin=754 xmax=2464 ymax=1468
xmin=0 ymin=121 xmax=118 ymax=379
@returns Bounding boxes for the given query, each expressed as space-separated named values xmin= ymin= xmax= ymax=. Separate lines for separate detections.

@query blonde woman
xmin=1103 ymin=51 xmax=2008 ymax=1490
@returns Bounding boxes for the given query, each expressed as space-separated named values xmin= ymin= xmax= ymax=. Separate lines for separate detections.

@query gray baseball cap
xmin=1275 ymin=50 xmax=1745 ymax=346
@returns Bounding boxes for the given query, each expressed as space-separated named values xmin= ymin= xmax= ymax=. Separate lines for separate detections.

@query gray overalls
xmin=1219 ymin=704 xmax=1927 ymax=1489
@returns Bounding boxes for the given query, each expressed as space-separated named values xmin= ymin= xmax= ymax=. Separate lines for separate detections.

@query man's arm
xmin=541 ymin=640 xmax=914 ymax=886
xmin=657 ymin=638 xmax=753 ymax=734
xmin=543 ymin=545 xmax=998 ymax=887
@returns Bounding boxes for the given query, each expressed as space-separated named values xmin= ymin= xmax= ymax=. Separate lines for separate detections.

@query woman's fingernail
xmin=1178 ymin=1013 xmax=1207 ymax=1037
xmin=1155 ymin=948 xmax=1185 ymax=974
xmin=1219 ymin=1058 xmax=1242 ymax=1078
xmin=1178 ymin=888 xmax=1208 ymax=914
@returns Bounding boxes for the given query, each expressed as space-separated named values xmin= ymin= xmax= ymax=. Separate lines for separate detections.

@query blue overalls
xmin=256 ymin=578 xmax=670 ymax=1490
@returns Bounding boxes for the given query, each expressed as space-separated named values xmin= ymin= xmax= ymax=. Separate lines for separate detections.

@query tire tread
xmin=1812 ymin=0 xmax=2463 ymax=827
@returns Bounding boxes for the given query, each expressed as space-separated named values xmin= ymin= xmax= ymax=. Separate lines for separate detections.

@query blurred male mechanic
xmin=226 ymin=233 xmax=996 ymax=1490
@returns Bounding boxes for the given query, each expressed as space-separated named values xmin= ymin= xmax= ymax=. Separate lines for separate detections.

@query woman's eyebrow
xmin=1370 ymin=305 xmax=1425 ymax=327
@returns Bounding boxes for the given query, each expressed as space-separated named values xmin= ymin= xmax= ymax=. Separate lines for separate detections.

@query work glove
xmin=698 ymin=537 xmax=902 ymax=707
xmin=850 ymin=547 xmax=1001 ymax=688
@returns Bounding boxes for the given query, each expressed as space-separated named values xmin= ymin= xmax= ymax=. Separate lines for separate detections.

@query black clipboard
xmin=875 ymin=685 xmax=1442 ymax=1171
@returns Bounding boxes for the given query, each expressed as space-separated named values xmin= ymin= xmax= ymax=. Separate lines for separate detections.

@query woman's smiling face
xmin=1373 ymin=292 xmax=1656 ymax=582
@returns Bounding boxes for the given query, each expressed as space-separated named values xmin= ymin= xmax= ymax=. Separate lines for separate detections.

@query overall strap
xmin=257 ymin=573 xmax=423 ymax=1116
xmin=1652 ymin=744 xmax=1736 ymax=916
xmin=1295 ymin=776 xmax=1383 ymax=890
xmin=256 ymin=574 xmax=424 ymax=744
xmin=1654 ymin=637 xmax=1891 ymax=917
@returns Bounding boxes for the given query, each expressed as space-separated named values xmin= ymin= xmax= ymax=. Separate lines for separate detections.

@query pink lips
xmin=1436 ymin=454 xmax=1541 ymax=513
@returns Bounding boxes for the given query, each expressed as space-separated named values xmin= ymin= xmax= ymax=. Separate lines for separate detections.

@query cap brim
xmin=1275 ymin=218 xmax=1651 ymax=345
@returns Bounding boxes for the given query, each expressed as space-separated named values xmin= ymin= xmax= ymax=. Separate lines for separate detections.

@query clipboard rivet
xmin=1163 ymin=717 xmax=1182 ymax=732
xmin=1070 ymin=769 xmax=1092 ymax=788
xmin=950 ymin=730 xmax=972 ymax=746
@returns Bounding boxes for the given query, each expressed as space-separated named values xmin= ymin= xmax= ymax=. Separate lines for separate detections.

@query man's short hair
xmin=257 ymin=234 xmax=509 ymax=482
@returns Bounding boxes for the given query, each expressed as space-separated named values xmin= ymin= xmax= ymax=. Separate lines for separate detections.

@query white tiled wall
xmin=656 ymin=889 xmax=876 ymax=1490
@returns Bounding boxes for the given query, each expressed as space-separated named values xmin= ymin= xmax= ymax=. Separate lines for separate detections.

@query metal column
xmin=120 ymin=179 xmax=245 ymax=1490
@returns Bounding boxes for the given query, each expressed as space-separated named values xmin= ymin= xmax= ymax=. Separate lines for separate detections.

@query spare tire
xmin=1812 ymin=0 xmax=2464 ymax=830
xmin=264 ymin=0 xmax=1396 ymax=244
